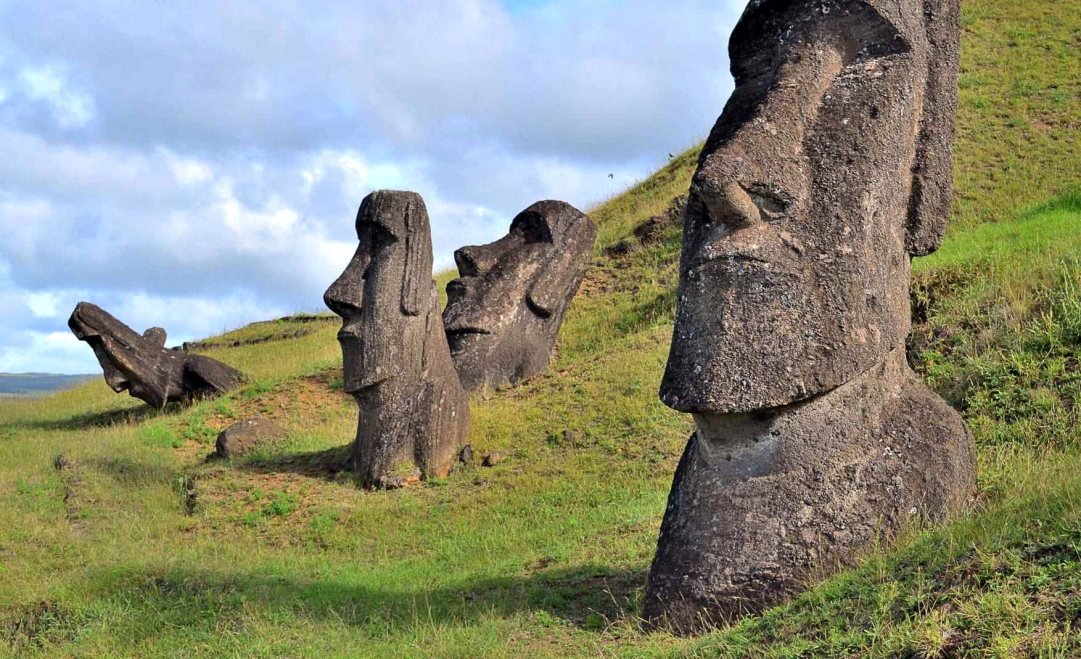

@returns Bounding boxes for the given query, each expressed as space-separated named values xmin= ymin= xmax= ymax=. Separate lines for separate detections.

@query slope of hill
xmin=0 ymin=0 xmax=1078 ymax=655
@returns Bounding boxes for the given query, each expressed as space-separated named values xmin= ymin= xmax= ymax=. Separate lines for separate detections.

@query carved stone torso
xmin=325 ymin=190 xmax=470 ymax=488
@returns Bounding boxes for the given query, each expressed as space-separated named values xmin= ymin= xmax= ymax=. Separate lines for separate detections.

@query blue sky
xmin=0 ymin=0 xmax=746 ymax=374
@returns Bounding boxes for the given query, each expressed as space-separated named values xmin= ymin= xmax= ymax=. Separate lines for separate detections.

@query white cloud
xmin=18 ymin=65 xmax=94 ymax=129
xmin=0 ymin=0 xmax=749 ymax=372
xmin=0 ymin=330 xmax=90 ymax=373
xmin=166 ymin=153 xmax=214 ymax=185
xmin=25 ymin=291 xmax=60 ymax=318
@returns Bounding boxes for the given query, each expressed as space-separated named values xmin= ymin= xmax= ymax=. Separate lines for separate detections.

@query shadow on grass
xmin=85 ymin=455 xmax=182 ymax=485
xmin=228 ymin=444 xmax=352 ymax=482
xmin=87 ymin=563 xmax=647 ymax=635
xmin=11 ymin=403 xmax=180 ymax=433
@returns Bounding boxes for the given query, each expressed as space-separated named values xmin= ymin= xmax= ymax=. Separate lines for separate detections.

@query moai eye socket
xmin=510 ymin=211 xmax=554 ymax=244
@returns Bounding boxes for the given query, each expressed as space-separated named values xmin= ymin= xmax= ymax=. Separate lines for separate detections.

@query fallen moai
xmin=68 ymin=302 xmax=244 ymax=409
xmin=644 ymin=0 xmax=976 ymax=633
xmin=443 ymin=201 xmax=596 ymax=392
xmin=325 ymin=190 xmax=470 ymax=489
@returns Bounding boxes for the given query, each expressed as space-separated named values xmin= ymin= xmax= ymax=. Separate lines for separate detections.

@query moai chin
xmin=325 ymin=190 xmax=470 ymax=489
xmin=68 ymin=302 xmax=244 ymax=409
xmin=645 ymin=0 xmax=976 ymax=633
xmin=443 ymin=201 xmax=596 ymax=392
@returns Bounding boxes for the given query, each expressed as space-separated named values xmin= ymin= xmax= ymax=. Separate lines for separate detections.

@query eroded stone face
xmin=660 ymin=0 xmax=959 ymax=414
xmin=68 ymin=302 xmax=244 ymax=409
xmin=443 ymin=200 xmax=596 ymax=392
xmin=646 ymin=0 xmax=973 ymax=632
xmin=324 ymin=190 xmax=470 ymax=488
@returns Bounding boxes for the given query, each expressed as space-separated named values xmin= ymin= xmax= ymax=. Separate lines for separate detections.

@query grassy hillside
xmin=1 ymin=0 xmax=1078 ymax=655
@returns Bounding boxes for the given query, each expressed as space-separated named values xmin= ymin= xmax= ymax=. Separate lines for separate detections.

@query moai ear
xmin=143 ymin=327 xmax=167 ymax=349
xmin=526 ymin=219 xmax=596 ymax=318
xmin=526 ymin=252 xmax=574 ymax=318
xmin=400 ymin=197 xmax=432 ymax=316
xmin=905 ymin=0 xmax=961 ymax=257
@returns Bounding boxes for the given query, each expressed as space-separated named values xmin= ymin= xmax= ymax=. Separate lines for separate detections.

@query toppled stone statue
xmin=644 ymin=0 xmax=976 ymax=632
xmin=68 ymin=302 xmax=244 ymax=409
xmin=443 ymin=201 xmax=596 ymax=392
xmin=325 ymin=190 xmax=470 ymax=489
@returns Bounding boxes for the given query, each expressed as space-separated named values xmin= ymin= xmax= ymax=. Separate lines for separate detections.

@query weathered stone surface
xmin=68 ymin=302 xmax=244 ymax=409
xmin=644 ymin=349 xmax=976 ymax=632
xmin=215 ymin=417 xmax=287 ymax=459
xmin=325 ymin=190 xmax=470 ymax=489
xmin=443 ymin=201 xmax=596 ymax=392
xmin=481 ymin=452 xmax=505 ymax=468
xmin=660 ymin=0 xmax=961 ymax=413
xmin=459 ymin=444 xmax=474 ymax=466
xmin=647 ymin=0 xmax=973 ymax=632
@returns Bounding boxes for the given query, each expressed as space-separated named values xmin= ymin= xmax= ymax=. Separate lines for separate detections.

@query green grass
xmin=1 ymin=0 xmax=1079 ymax=655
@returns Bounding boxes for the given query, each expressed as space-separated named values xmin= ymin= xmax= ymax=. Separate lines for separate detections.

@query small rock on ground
xmin=215 ymin=417 xmax=287 ymax=459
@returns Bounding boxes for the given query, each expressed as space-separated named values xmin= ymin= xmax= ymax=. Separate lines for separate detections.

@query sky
xmin=0 ymin=0 xmax=747 ymax=374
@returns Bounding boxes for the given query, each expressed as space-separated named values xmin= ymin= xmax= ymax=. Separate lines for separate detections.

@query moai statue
xmin=68 ymin=302 xmax=244 ymax=409
xmin=443 ymin=201 xmax=596 ymax=392
xmin=325 ymin=190 xmax=470 ymax=489
xmin=644 ymin=0 xmax=976 ymax=632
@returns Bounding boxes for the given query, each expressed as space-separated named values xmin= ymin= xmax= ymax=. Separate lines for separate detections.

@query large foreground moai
xmin=443 ymin=201 xmax=596 ymax=392
xmin=325 ymin=190 xmax=470 ymax=489
xmin=68 ymin=302 xmax=244 ymax=409
xmin=644 ymin=0 xmax=976 ymax=632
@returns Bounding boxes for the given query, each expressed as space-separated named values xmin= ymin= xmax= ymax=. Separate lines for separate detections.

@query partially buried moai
xmin=443 ymin=201 xmax=596 ymax=392
xmin=645 ymin=0 xmax=976 ymax=632
xmin=325 ymin=190 xmax=470 ymax=489
xmin=69 ymin=302 xmax=244 ymax=409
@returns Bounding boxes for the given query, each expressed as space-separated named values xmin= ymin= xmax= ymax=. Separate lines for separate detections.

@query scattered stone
xmin=325 ymin=191 xmax=471 ymax=489
xmin=459 ymin=444 xmax=474 ymax=466
xmin=214 ymin=417 xmax=287 ymax=459
xmin=443 ymin=201 xmax=597 ymax=393
xmin=645 ymin=0 xmax=975 ymax=634
xmin=377 ymin=475 xmax=406 ymax=490
xmin=69 ymin=302 xmax=244 ymax=409
xmin=181 ymin=474 xmax=198 ymax=514
xmin=481 ymin=452 xmax=505 ymax=467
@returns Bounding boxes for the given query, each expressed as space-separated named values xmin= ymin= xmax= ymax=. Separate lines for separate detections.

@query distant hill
xmin=0 ymin=373 xmax=97 ymax=397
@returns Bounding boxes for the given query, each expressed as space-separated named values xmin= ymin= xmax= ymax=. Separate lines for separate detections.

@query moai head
xmin=324 ymin=190 xmax=434 ymax=394
xmin=443 ymin=200 xmax=596 ymax=392
xmin=68 ymin=302 xmax=243 ymax=409
xmin=660 ymin=0 xmax=959 ymax=414
xmin=69 ymin=302 xmax=176 ymax=407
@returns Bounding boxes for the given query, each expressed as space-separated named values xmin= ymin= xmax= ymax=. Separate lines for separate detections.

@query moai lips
xmin=68 ymin=302 xmax=244 ymax=409
xmin=325 ymin=190 xmax=470 ymax=489
xmin=443 ymin=201 xmax=596 ymax=393
xmin=645 ymin=0 xmax=976 ymax=633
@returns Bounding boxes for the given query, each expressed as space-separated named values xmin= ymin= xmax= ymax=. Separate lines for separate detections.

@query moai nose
xmin=454 ymin=244 xmax=499 ymax=277
xmin=692 ymin=177 xmax=762 ymax=231
xmin=324 ymin=253 xmax=367 ymax=317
